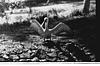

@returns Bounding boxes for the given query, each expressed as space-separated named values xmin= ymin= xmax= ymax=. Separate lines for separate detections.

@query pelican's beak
xmin=44 ymin=17 xmax=48 ymax=23
xmin=30 ymin=17 xmax=36 ymax=23
xmin=30 ymin=19 xmax=33 ymax=23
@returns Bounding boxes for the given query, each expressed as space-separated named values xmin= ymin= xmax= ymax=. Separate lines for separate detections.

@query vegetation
xmin=0 ymin=0 xmax=97 ymax=62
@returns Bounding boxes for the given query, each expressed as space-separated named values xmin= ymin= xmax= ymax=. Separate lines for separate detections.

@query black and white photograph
xmin=0 ymin=0 xmax=97 ymax=63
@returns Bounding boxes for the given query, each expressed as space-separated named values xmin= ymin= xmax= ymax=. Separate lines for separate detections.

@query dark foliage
xmin=24 ymin=0 xmax=83 ymax=7
xmin=70 ymin=9 xmax=83 ymax=17
xmin=62 ymin=15 xmax=97 ymax=61
xmin=0 ymin=20 xmax=31 ymax=34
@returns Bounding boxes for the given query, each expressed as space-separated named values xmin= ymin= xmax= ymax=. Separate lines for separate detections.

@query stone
xmin=46 ymin=57 xmax=56 ymax=61
xmin=30 ymin=46 xmax=37 ymax=50
xmin=20 ymin=53 xmax=30 ymax=58
xmin=10 ymin=55 xmax=19 ymax=60
xmin=28 ymin=50 xmax=32 ymax=54
xmin=47 ymin=52 xmax=57 ymax=57
xmin=31 ymin=52 xmax=36 ymax=57
xmin=16 ymin=49 xmax=23 ymax=54
xmin=19 ymin=59 xmax=27 ymax=62
xmin=0 ymin=58 xmax=5 ymax=61
xmin=19 ymin=54 xmax=25 ymax=59
xmin=31 ymin=50 xmax=37 ymax=53
xmin=39 ymin=59 xmax=46 ymax=62
xmin=3 ymin=54 xmax=9 ymax=59
xmin=23 ymin=49 xmax=28 ymax=52
xmin=31 ymin=57 xmax=39 ymax=61
xmin=39 ymin=54 xmax=47 ymax=59
xmin=50 ymin=49 xmax=56 ymax=52
xmin=24 ymin=59 xmax=31 ymax=61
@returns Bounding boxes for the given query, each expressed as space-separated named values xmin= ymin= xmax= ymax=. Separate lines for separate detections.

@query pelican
xmin=30 ymin=17 xmax=72 ymax=41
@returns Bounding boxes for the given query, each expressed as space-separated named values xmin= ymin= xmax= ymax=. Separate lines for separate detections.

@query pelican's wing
xmin=30 ymin=19 xmax=44 ymax=35
xmin=50 ymin=22 xmax=72 ymax=35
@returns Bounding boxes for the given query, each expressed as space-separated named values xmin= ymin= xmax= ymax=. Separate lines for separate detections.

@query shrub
xmin=69 ymin=9 xmax=83 ymax=17
xmin=0 ymin=20 xmax=31 ymax=34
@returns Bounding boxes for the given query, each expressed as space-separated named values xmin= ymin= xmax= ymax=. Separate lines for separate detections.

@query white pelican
xmin=30 ymin=17 xmax=72 ymax=40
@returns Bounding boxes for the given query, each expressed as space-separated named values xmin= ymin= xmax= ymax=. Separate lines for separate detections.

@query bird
xmin=30 ymin=17 xmax=72 ymax=41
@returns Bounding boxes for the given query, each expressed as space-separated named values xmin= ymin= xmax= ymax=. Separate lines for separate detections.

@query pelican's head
xmin=44 ymin=17 xmax=49 ymax=31
xmin=30 ymin=17 xmax=37 ymax=23
xmin=44 ymin=17 xmax=49 ymax=23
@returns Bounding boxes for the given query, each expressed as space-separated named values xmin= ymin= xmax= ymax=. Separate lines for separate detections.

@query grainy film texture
xmin=0 ymin=0 xmax=96 ymax=62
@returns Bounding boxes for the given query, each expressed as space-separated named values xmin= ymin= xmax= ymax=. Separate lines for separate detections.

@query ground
xmin=0 ymin=0 xmax=96 ymax=62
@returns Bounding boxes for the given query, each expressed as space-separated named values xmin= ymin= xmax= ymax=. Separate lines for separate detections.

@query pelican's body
xmin=30 ymin=17 xmax=72 ymax=40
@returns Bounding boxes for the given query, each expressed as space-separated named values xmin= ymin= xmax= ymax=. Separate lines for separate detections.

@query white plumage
xmin=30 ymin=17 xmax=72 ymax=39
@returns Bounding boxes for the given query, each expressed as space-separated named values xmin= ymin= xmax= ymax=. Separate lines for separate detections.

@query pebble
xmin=46 ymin=57 xmax=56 ymax=61
xmin=31 ymin=52 xmax=36 ymax=57
xmin=31 ymin=57 xmax=39 ymax=61
xmin=26 ymin=59 xmax=31 ymax=61
xmin=21 ymin=53 xmax=31 ymax=58
xmin=19 ymin=54 xmax=25 ymax=59
xmin=23 ymin=49 xmax=29 ymax=52
xmin=50 ymin=49 xmax=56 ymax=52
xmin=28 ymin=50 xmax=32 ymax=54
xmin=0 ymin=58 xmax=5 ymax=61
xmin=39 ymin=59 xmax=46 ymax=62
xmin=10 ymin=55 xmax=19 ymax=60
xmin=3 ymin=54 xmax=9 ymax=59
xmin=19 ymin=59 xmax=27 ymax=62
xmin=32 ymin=50 xmax=37 ymax=53
xmin=0 ymin=35 xmax=92 ymax=62
xmin=47 ymin=52 xmax=57 ymax=57
xmin=16 ymin=49 xmax=23 ymax=54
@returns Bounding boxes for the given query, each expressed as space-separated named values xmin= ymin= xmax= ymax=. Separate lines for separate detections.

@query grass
xmin=0 ymin=1 xmax=96 ymax=38
xmin=0 ymin=0 xmax=95 ymax=24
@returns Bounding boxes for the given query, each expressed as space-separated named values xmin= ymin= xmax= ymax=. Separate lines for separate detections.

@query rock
xmin=39 ymin=59 xmax=46 ymax=62
xmin=50 ymin=49 xmax=56 ymax=52
xmin=39 ymin=54 xmax=47 ymax=59
xmin=28 ymin=50 xmax=32 ymax=54
xmin=31 ymin=57 xmax=39 ymax=61
xmin=37 ymin=50 xmax=47 ymax=59
xmin=13 ymin=49 xmax=18 ymax=53
xmin=10 ymin=51 xmax=15 ymax=54
xmin=16 ymin=49 xmax=23 ymax=54
xmin=23 ymin=49 xmax=28 ymax=52
xmin=20 ymin=53 xmax=30 ymax=59
xmin=31 ymin=52 xmax=36 ymax=57
xmin=26 ymin=59 xmax=31 ymax=61
xmin=58 ymin=55 xmax=68 ymax=61
xmin=58 ymin=59 xmax=65 ymax=62
xmin=30 ymin=46 xmax=37 ymax=50
xmin=14 ymin=44 xmax=23 ymax=49
xmin=31 ymin=50 xmax=37 ymax=56
xmin=23 ymin=43 xmax=32 ymax=49
xmin=3 ymin=54 xmax=9 ymax=59
xmin=31 ymin=50 xmax=37 ymax=53
xmin=46 ymin=56 xmax=56 ymax=61
xmin=0 ymin=58 xmax=5 ymax=61
xmin=47 ymin=52 xmax=57 ymax=57
xmin=19 ymin=59 xmax=27 ymax=62
xmin=24 ymin=53 xmax=31 ymax=58
xmin=19 ymin=54 xmax=25 ymax=59
xmin=10 ymin=55 xmax=19 ymax=60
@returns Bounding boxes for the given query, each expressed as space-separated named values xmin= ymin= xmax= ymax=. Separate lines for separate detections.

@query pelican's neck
xmin=45 ymin=18 xmax=49 ymax=32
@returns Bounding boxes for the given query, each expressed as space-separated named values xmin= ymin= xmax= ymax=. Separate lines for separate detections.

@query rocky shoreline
xmin=0 ymin=34 xmax=96 ymax=62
